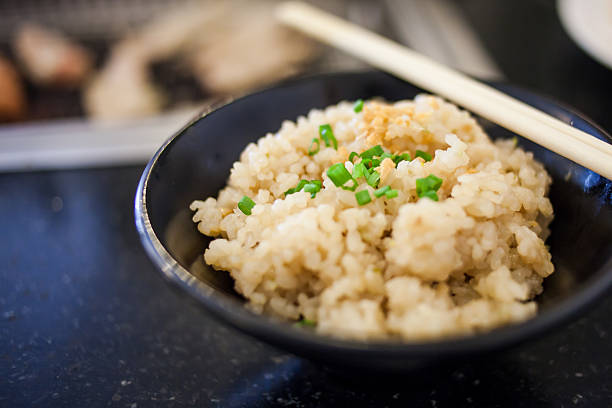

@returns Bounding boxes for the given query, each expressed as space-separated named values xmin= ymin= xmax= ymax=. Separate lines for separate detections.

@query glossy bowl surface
xmin=135 ymin=71 xmax=612 ymax=371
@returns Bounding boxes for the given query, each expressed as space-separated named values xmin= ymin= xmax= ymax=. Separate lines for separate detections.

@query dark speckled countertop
xmin=2 ymin=1 xmax=612 ymax=406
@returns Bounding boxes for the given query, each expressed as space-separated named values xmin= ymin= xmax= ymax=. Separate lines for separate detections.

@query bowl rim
xmin=135 ymin=70 xmax=612 ymax=358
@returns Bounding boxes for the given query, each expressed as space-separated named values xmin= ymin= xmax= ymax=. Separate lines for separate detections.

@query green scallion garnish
xmin=415 ymin=150 xmax=432 ymax=162
xmin=374 ymin=185 xmax=390 ymax=198
xmin=352 ymin=162 xmax=369 ymax=179
xmin=284 ymin=180 xmax=308 ymax=196
xmin=353 ymin=99 xmax=364 ymax=113
xmin=360 ymin=145 xmax=384 ymax=159
xmin=308 ymin=138 xmax=320 ymax=156
xmin=285 ymin=179 xmax=322 ymax=198
xmin=319 ymin=124 xmax=338 ymax=150
xmin=295 ymin=318 xmax=316 ymax=327
xmin=367 ymin=170 xmax=380 ymax=188
xmin=348 ymin=152 xmax=359 ymax=162
xmin=355 ymin=190 xmax=372 ymax=206
xmin=393 ymin=153 xmax=411 ymax=166
xmin=238 ymin=196 xmax=255 ymax=215
xmin=380 ymin=152 xmax=393 ymax=160
xmin=385 ymin=189 xmax=398 ymax=198
xmin=340 ymin=179 xmax=358 ymax=191
xmin=416 ymin=174 xmax=443 ymax=201
xmin=327 ymin=163 xmax=353 ymax=187
xmin=303 ymin=180 xmax=322 ymax=198
xmin=419 ymin=190 xmax=438 ymax=201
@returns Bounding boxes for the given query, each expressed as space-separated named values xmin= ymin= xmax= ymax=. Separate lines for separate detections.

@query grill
xmin=0 ymin=0 xmax=383 ymax=122
xmin=0 ymin=0 xmax=190 ymax=42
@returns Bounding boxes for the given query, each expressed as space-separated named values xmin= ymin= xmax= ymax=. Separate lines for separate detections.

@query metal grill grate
xmin=0 ymin=0 xmax=192 ymax=42
xmin=0 ymin=0 xmax=386 ymax=121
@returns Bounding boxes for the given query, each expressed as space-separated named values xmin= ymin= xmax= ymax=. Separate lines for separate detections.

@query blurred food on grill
xmin=83 ymin=0 xmax=220 ymax=119
xmin=0 ymin=55 xmax=26 ymax=121
xmin=0 ymin=1 xmax=384 ymax=124
xmin=84 ymin=42 xmax=165 ymax=120
xmin=84 ymin=0 xmax=317 ymax=119
xmin=186 ymin=2 xmax=316 ymax=94
xmin=13 ymin=23 xmax=93 ymax=88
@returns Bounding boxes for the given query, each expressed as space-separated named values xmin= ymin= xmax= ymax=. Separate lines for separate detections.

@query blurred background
xmin=0 ymin=0 xmax=338 ymax=123
xmin=0 ymin=0 xmax=393 ymax=170
xmin=0 ymin=0 xmax=611 ymax=171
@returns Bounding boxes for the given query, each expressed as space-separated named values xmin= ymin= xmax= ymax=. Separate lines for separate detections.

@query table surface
xmin=2 ymin=1 xmax=612 ymax=407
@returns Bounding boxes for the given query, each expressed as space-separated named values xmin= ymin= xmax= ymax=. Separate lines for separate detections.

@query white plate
xmin=558 ymin=0 xmax=612 ymax=69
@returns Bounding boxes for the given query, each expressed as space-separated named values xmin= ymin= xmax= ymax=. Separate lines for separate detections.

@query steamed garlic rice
xmin=190 ymin=95 xmax=554 ymax=341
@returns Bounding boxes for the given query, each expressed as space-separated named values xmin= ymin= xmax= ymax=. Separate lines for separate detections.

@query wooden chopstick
xmin=276 ymin=2 xmax=612 ymax=180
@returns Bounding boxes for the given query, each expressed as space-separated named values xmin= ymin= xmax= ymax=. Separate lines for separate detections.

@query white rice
xmin=190 ymin=95 xmax=554 ymax=341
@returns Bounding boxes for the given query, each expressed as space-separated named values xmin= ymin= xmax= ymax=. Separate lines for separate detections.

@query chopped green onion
xmin=295 ymin=318 xmax=316 ymax=327
xmin=340 ymin=179 xmax=358 ymax=191
xmin=370 ymin=158 xmax=382 ymax=168
xmin=238 ymin=196 xmax=255 ymax=215
xmin=327 ymin=163 xmax=352 ymax=187
xmin=374 ymin=185 xmax=390 ymax=198
xmin=352 ymin=162 xmax=369 ymax=179
xmin=360 ymin=145 xmax=384 ymax=159
xmin=419 ymin=174 xmax=443 ymax=191
xmin=415 ymin=150 xmax=432 ymax=162
xmin=303 ymin=180 xmax=322 ymax=198
xmin=348 ymin=151 xmax=359 ymax=162
xmin=420 ymin=190 xmax=438 ymax=201
xmin=296 ymin=179 xmax=309 ymax=191
xmin=353 ymin=99 xmax=364 ymax=113
xmin=393 ymin=153 xmax=411 ymax=166
xmin=367 ymin=170 xmax=380 ymax=188
xmin=416 ymin=174 xmax=443 ymax=201
xmin=285 ymin=179 xmax=322 ymax=198
xmin=319 ymin=124 xmax=338 ymax=150
xmin=308 ymin=138 xmax=320 ymax=156
xmin=362 ymin=158 xmax=373 ymax=169
xmin=284 ymin=179 xmax=308 ymax=196
xmin=385 ymin=189 xmax=398 ymax=198
xmin=380 ymin=152 xmax=393 ymax=160
xmin=355 ymin=190 xmax=372 ymax=206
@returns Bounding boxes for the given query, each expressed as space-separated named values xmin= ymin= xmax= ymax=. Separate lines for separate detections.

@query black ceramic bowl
xmin=135 ymin=71 xmax=612 ymax=372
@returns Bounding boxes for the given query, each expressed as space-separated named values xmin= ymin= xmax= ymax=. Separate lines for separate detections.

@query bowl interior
xmin=140 ymin=71 xmax=612 ymax=360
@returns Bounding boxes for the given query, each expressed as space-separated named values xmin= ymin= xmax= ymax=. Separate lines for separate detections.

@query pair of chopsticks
xmin=276 ymin=2 xmax=612 ymax=180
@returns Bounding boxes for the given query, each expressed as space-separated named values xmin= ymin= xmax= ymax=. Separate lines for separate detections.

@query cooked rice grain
xmin=191 ymin=95 xmax=554 ymax=341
